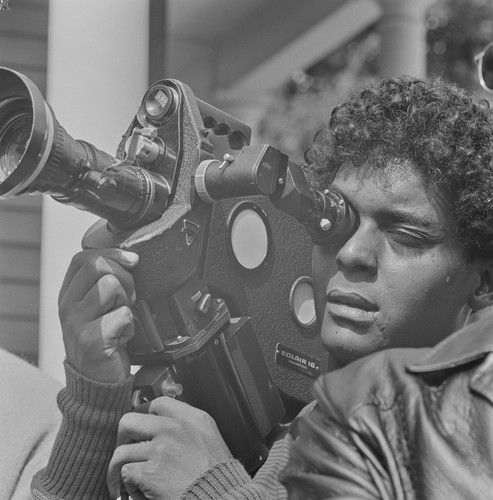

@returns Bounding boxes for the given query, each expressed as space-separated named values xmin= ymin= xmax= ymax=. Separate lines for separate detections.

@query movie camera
xmin=0 ymin=68 xmax=356 ymax=471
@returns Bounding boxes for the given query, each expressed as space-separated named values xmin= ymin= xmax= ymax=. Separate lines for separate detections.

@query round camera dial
xmin=143 ymin=85 xmax=177 ymax=124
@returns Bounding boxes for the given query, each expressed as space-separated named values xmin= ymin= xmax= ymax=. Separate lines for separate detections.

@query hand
xmin=107 ymin=396 xmax=233 ymax=500
xmin=58 ymin=248 xmax=139 ymax=383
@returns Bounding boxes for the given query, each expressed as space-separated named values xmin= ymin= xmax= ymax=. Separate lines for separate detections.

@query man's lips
xmin=326 ymin=290 xmax=378 ymax=312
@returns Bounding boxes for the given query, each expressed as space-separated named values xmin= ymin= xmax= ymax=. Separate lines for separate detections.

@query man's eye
xmin=387 ymin=229 xmax=432 ymax=248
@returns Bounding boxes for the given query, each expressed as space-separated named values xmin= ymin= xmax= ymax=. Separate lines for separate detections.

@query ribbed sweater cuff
xmin=33 ymin=361 xmax=134 ymax=499
xmin=183 ymin=459 xmax=252 ymax=499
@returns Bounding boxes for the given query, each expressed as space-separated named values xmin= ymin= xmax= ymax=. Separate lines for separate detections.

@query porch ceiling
xmin=165 ymin=0 xmax=382 ymax=99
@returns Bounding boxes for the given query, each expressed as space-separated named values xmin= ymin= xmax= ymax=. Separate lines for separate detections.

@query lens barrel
xmin=0 ymin=68 xmax=169 ymax=230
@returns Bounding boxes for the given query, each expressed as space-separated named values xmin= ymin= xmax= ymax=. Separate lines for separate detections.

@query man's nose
xmin=335 ymin=222 xmax=378 ymax=275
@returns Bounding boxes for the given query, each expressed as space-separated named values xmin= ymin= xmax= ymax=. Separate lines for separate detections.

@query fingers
xmin=120 ymin=480 xmax=147 ymax=500
xmin=108 ymin=435 xmax=172 ymax=499
xmin=59 ymin=249 xmax=139 ymax=337
xmin=115 ymin=398 xmax=214 ymax=447
xmin=148 ymin=395 xmax=212 ymax=422
xmin=116 ymin=412 xmax=170 ymax=447
xmin=59 ymin=248 xmax=139 ymax=309
xmin=120 ymin=464 xmax=151 ymax=500
xmin=108 ymin=403 xmax=232 ymax=498
xmin=107 ymin=441 xmax=151 ymax=498
xmin=76 ymin=273 xmax=132 ymax=321
xmin=116 ymin=398 xmax=229 ymax=454
xmin=101 ymin=306 xmax=136 ymax=347
xmin=64 ymin=304 xmax=135 ymax=382
xmin=148 ymin=398 xmax=232 ymax=460
xmin=148 ymin=395 xmax=199 ymax=418
xmin=77 ymin=305 xmax=135 ymax=352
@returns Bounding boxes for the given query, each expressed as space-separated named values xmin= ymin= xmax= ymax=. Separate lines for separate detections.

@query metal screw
xmin=320 ymin=218 xmax=332 ymax=231
xmin=219 ymin=153 xmax=235 ymax=170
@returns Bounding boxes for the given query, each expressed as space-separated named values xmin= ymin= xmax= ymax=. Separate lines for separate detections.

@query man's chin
xmin=321 ymin=323 xmax=384 ymax=368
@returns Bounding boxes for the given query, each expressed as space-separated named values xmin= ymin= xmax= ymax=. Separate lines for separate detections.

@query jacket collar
xmin=407 ymin=309 xmax=493 ymax=375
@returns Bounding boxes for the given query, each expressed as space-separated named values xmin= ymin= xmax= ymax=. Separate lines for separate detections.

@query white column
xmin=39 ymin=0 xmax=149 ymax=382
xmin=376 ymin=0 xmax=434 ymax=77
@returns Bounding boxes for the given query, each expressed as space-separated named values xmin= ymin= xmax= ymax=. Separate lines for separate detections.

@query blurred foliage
xmin=258 ymin=0 xmax=493 ymax=164
xmin=427 ymin=0 xmax=493 ymax=89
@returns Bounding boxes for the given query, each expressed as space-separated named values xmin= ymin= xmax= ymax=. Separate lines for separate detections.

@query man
xmin=279 ymin=50 xmax=493 ymax=500
xmin=31 ymin=75 xmax=493 ymax=499
xmin=280 ymin=310 xmax=493 ymax=499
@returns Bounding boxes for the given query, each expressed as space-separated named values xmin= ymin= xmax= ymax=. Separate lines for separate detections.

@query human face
xmin=313 ymin=161 xmax=483 ymax=368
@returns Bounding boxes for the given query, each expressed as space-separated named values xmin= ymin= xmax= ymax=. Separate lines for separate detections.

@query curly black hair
xmin=304 ymin=75 xmax=493 ymax=260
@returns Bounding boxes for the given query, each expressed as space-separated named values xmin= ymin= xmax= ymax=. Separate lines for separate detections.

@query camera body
xmin=82 ymin=81 xmax=286 ymax=469
xmin=0 ymin=68 xmax=357 ymax=471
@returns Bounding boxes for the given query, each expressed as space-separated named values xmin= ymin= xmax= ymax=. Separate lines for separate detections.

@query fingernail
xmin=122 ymin=251 xmax=139 ymax=265
xmin=131 ymin=290 xmax=137 ymax=304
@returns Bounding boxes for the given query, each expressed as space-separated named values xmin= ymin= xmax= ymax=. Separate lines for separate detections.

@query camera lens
xmin=0 ymin=100 xmax=32 ymax=183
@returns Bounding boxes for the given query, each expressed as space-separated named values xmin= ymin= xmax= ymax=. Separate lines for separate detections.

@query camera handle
xmin=129 ymin=275 xmax=285 ymax=473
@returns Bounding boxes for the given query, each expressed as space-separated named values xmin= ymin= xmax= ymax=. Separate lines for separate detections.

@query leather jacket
xmin=280 ymin=312 xmax=493 ymax=499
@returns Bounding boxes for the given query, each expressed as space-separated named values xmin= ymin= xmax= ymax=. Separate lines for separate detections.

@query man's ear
xmin=469 ymin=262 xmax=493 ymax=311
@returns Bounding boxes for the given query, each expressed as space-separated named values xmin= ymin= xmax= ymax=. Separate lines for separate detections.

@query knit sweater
xmin=31 ymin=362 xmax=311 ymax=499
xmin=0 ymin=348 xmax=62 ymax=500
xmin=31 ymin=362 xmax=134 ymax=499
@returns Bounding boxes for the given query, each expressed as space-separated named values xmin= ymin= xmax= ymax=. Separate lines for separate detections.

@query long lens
xmin=0 ymin=68 xmax=169 ymax=230
xmin=0 ymin=99 xmax=31 ymax=183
